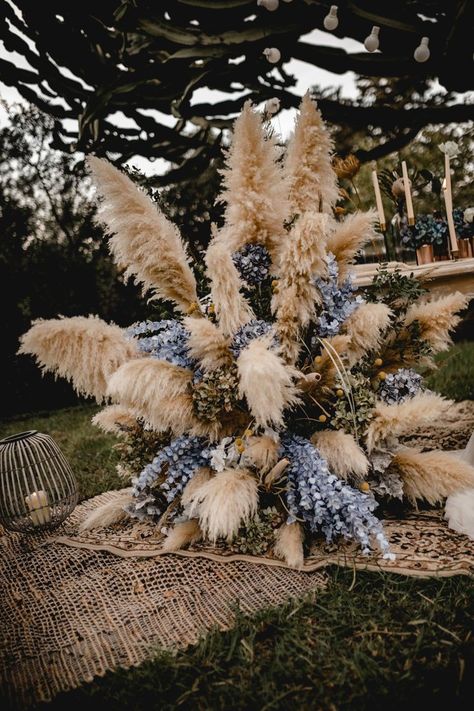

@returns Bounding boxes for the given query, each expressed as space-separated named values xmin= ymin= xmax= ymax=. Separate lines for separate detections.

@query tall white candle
xmin=443 ymin=153 xmax=458 ymax=255
xmin=25 ymin=489 xmax=50 ymax=526
xmin=371 ymin=166 xmax=386 ymax=231
xmin=401 ymin=161 xmax=415 ymax=225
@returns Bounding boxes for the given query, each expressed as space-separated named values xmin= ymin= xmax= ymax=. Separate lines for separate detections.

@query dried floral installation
xmin=20 ymin=94 xmax=474 ymax=567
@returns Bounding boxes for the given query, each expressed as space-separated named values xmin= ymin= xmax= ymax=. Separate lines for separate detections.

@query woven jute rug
xmin=0 ymin=494 xmax=327 ymax=710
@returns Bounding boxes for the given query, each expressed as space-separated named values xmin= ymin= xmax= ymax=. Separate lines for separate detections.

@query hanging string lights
xmin=257 ymin=3 xmax=441 ymax=64
xmin=364 ymin=26 xmax=380 ymax=53
xmin=323 ymin=5 xmax=339 ymax=31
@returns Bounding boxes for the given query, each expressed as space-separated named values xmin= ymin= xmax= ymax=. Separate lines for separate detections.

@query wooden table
xmin=353 ymin=258 xmax=474 ymax=297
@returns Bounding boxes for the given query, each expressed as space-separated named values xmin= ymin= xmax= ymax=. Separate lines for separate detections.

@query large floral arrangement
xmin=20 ymin=95 xmax=474 ymax=567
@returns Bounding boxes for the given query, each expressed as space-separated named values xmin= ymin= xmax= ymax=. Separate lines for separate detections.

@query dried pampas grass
xmin=326 ymin=211 xmax=378 ymax=280
xmin=392 ymin=448 xmax=474 ymax=504
xmin=205 ymin=239 xmax=254 ymax=337
xmin=217 ymin=100 xmax=288 ymax=256
xmin=181 ymin=467 xmax=213 ymax=509
xmin=187 ymin=468 xmax=258 ymax=542
xmin=92 ymin=405 xmax=137 ymax=435
xmin=80 ymin=489 xmax=133 ymax=531
xmin=237 ymin=336 xmax=300 ymax=428
xmin=107 ymin=358 xmax=197 ymax=435
xmin=344 ymin=302 xmax=392 ymax=364
xmin=285 ymin=92 xmax=338 ymax=215
xmin=88 ymin=156 xmax=198 ymax=314
xmin=311 ymin=430 xmax=368 ymax=481
xmin=162 ymin=519 xmax=202 ymax=552
xmin=403 ymin=292 xmax=469 ymax=354
xmin=273 ymin=213 xmax=327 ymax=361
xmin=243 ymin=435 xmax=280 ymax=474
xmin=19 ymin=316 xmax=137 ymax=402
xmin=366 ymin=392 xmax=453 ymax=453
xmin=184 ymin=316 xmax=232 ymax=371
xmin=274 ymin=522 xmax=304 ymax=569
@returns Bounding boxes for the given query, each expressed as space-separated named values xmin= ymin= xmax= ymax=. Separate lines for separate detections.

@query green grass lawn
xmin=2 ymin=342 xmax=474 ymax=709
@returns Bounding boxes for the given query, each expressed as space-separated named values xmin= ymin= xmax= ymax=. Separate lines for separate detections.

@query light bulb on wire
xmin=263 ymin=47 xmax=281 ymax=64
xmin=323 ymin=5 xmax=339 ymax=31
xmin=257 ymin=0 xmax=279 ymax=11
xmin=414 ymin=36 xmax=430 ymax=62
xmin=364 ymin=26 xmax=380 ymax=52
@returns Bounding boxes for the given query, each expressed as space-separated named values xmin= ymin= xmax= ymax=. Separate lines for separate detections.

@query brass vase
xmin=458 ymin=238 xmax=473 ymax=259
xmin=416 ymin=243 xmax=434 ymax=265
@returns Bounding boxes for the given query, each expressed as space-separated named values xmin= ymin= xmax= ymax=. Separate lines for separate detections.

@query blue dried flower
xmin=127 ymin=319 xmax=194 ymax=369
xmin=232 ymin=244 xmax=271 ymax=285
xmin=313 ymin=253 xmax=363 ymax=339
xmin=128 ymin=435 xmax=211 ymax=520
xmin=400 ymin=214 xmax=448 ymax=249
xmin=378 ymin=368 xmax=422 ymax=405
xmin=230 ymin=319 xmax=276 ymax=357
xmin=281 ymin=434 xmax=391 ymax=557
xmin=453 ymin=209 xmax=474 ymax=239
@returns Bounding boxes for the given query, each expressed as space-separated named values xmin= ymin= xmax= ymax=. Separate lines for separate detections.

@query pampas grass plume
xmin=107 ymin=358 xmax=197 ymax=435
xmin=237 ymin=336 xmax=300 ymax=428
xmin=217 ymin=100 xmax=289 ymax=256
xmin=205 ymin=239 xmax=254 ymax=337
xmin=183 ymin=315 xmax=232 ymax=371
xmin=404 ymin=292 xmax=469 ymax=354
xmin=326 ymin=210 xmax=378 ymax=279
xmin=393 ymin=448 xmax=474 ymax=504
xmin=366 ymin=392 xmax=453 ymax=453
xmin=187 ymin=468 xmax=258 ymax=542
xmin=80 ymin=489 xmax=133 ymax=531
xmin=243 ymin=435 xmax=280 ymax=474
xmin=274 ymin=522 xmax=304 ymax=569
xmin=92 ymin=405 xmax=137 ymax=435
xmin=162 ymin=519 xmax=202 ymax=552
xmin=88 ymin=156 xmax=198 ymax=314
xmin=344 ymin=302 xmax=392 ymax=364
xmin=19 ymin=315 xmax=137 ymax=402
xmin=445 ymin=488 xmax=474 ymax=540
xmin=311 ymin=430 xmax=369 ymax=481
xmin=285 ymin=92 xmax=338 ymax=215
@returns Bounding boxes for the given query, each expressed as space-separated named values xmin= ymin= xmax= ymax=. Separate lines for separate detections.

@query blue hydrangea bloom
xmin=378 ymin=368 xmax=422 ymax=405
xmin=127 ymin=319 xmax=194 ymax=369
xmin=281 ymin=434 xmax=391 ymax=557
xmin=453 ymin=208 xmax=474 ymax=239
xmin=128 ymin=435 xmax=212 ymax=520
xmin=313 ymin=253 xmax=363 ymax=339
xmin=230 ymin=319 xmax=276 ymax=357
xmin=232 ymin=243 xmax=271 ymax=285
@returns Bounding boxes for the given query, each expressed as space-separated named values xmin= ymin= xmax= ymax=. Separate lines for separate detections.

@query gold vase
xmin=458 ymin=238 xmax=473 ymax=259
xmin=416 ymin=244 xmax=434 ymax=264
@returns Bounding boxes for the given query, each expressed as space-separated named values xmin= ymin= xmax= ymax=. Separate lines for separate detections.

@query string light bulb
xmin=323 ymin=5 xmax=339 ymax=31
xmin=364 ymin=25 xmax=380 ymax=52
xmin=414 ymin=36 xmax=430 ymax=62
xmin=257 ymin=0 xmax=279 ymax=10
xmin=263 ymin=47 xmax=281 ymax=64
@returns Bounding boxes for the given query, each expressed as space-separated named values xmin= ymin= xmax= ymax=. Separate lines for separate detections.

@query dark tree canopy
xmin=1 ymin=0 xmax=473 ymax=183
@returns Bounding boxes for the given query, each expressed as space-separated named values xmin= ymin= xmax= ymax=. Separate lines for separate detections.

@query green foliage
xmin=365 ymin=264 xmax=427 ymax=314
xmin=0 ymin=104 xmax=147 ymax=415
xmin=332 ymin=374 xmax=376 ymax=435
xmin=425 ymin=342 xmax=474 ymax=402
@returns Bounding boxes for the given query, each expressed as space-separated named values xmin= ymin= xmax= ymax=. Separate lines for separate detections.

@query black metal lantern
xmin=0 ymin=430 xmax=78 ymax=532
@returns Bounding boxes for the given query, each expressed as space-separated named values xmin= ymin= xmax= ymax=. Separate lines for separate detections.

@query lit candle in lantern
xmin=401 ymin=161 xmax=415 ymax=225
xmin=371 ymin=164 xmax=386 ymax=231
xmin=25 ymin=489 xmax=50 ymax=526
xmin=443 ymin=154 xmax=459 ymax=255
